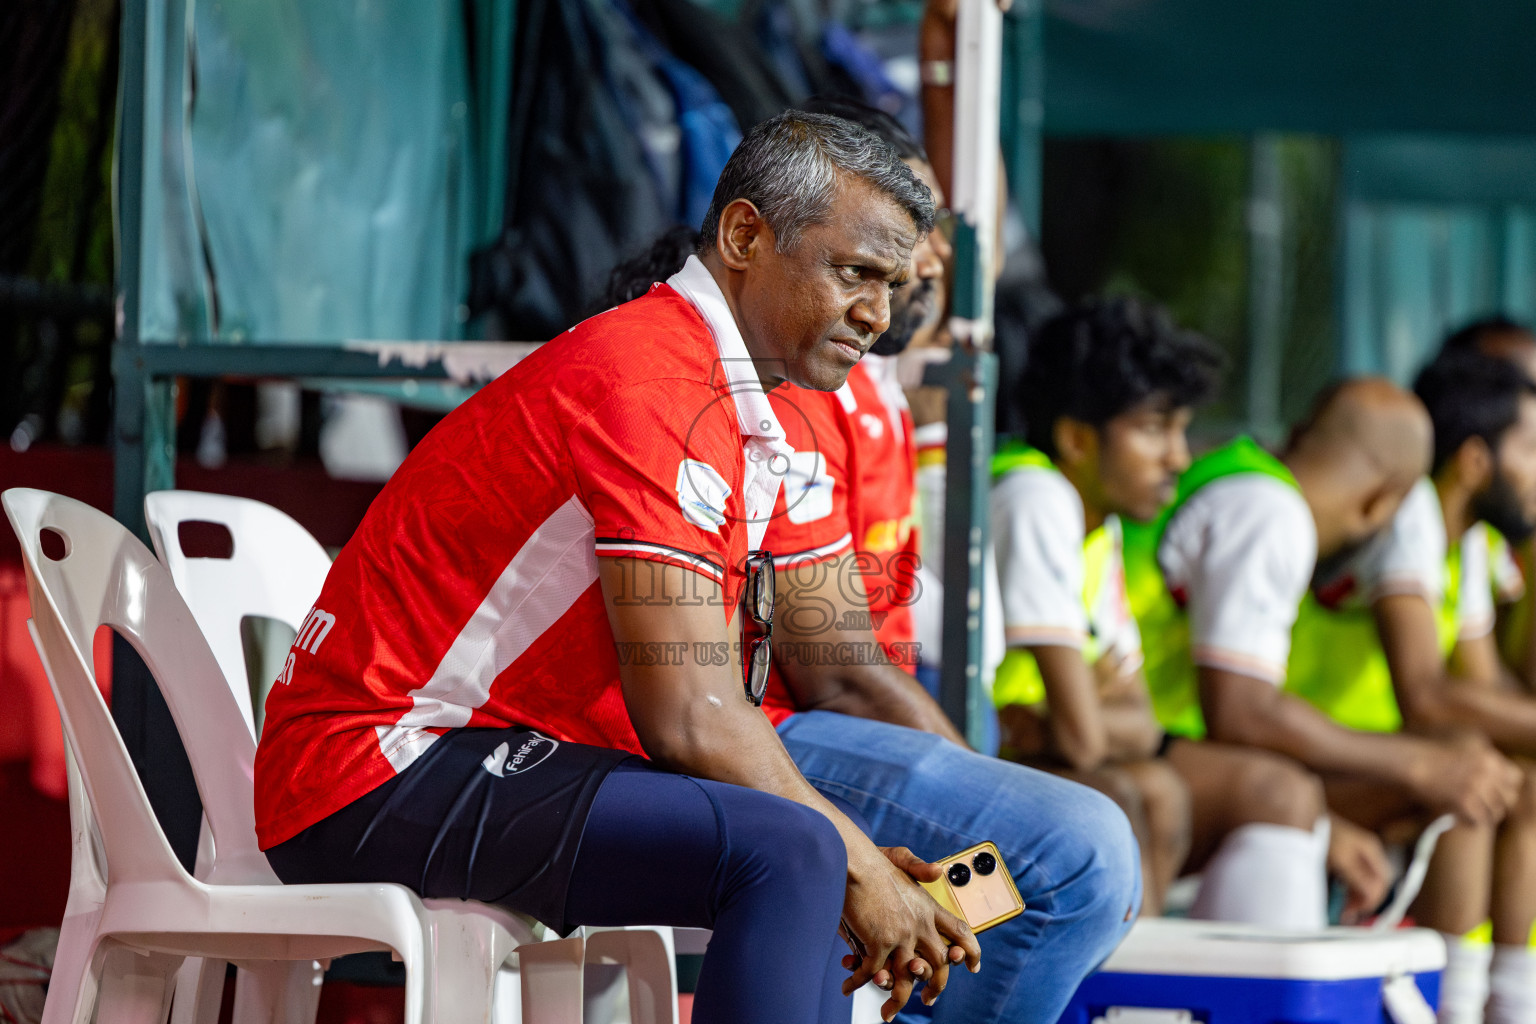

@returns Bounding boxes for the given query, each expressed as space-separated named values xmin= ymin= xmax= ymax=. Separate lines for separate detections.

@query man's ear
xmin=716 ymin=199 xmax=769 ymax=271
xmin=1053 ymin=417 xmax=1097 ymax=470
xmin=1360 ymin=479 xmax=1407 ymax=533
xmin=1452 ymin=435 xmax=1494 ymax=491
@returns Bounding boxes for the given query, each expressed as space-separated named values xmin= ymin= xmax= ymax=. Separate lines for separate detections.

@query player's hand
xmin=840 ymin=844 xmax=981 ymax=1020
xmin=996 ymin=702 xmax=1049 ymax=759
xmin=1412 ymin=734 xmax=1522 ymax=827
xmin=1325 ymin=814 xmax=1391 ymax=924
xmin=1092 ymin=650 xmax=1134 ymax=697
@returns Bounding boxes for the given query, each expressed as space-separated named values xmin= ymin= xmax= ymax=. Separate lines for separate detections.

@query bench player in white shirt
xmin=993 ymin=298 xmax=1387 ymax=926
xmin=1289 ymin=351 xmax=1536 ymax=1024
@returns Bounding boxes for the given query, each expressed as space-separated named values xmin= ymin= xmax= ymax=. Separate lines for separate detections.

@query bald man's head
xmin=1285 ymin=377 xmax=1431 ymax=560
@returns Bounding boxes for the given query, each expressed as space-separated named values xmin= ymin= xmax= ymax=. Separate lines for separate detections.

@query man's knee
xmin=1506 ymin=760 xmax=1536 ymax=824
xmin=1132 ymin=762 xmax=1193 ymax=859
xmin=1093 ymin=767 xmax=1149 ymax=836
xmin=731 ymin=797 xmax=847 ymax=895
xmin=1233 ymin=753 xmax=1325 ymax=829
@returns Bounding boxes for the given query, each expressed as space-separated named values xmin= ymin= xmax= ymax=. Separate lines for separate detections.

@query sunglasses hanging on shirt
xmin=742 ymin=551 xmax=774 ymax=706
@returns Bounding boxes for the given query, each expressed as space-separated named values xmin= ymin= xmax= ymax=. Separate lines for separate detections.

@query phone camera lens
xmin=947 ymin=862 xmax=971 ymax=887
xmin=972 ymin=852 xmax=997 ymax=876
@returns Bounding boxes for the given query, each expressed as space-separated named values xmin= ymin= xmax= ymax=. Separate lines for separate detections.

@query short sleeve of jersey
xmin=762 ymin=386 xmax=853 ymax=568
xmin=1488 ymin=526 xmax=1527 ymax=604
xmin=992 ymin=467 xmax=1089 ymax=648
xmin=1096 ymin=517 xmax=1144 ymax=668
xmin=1351 ymin=478 xmax=1446 ymax=604
xmin=572 ymin=380 xmax=740 ymax=587
xmin=1458 ymin=525 xmax=1496 ymax=639
xmin=1160 ymin=475 xmax=1316 ymax=683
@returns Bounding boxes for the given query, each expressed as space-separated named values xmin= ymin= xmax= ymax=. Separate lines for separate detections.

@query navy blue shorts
xmin=266 ymin=725 xmax=630 ymax=934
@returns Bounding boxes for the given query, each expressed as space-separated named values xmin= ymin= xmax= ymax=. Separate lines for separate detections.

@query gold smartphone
xmin=918 ymin=841 xmax=1024 ymax=933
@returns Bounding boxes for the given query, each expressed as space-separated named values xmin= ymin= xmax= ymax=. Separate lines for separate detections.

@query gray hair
xmin=699 ymin=110 xmax=935 ymax=254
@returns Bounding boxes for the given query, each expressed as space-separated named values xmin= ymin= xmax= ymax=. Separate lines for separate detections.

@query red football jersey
xmin=758 ymin=357 xmax=921 ymax=727
xmin=255 ymin=262 xmax=788 ymax=849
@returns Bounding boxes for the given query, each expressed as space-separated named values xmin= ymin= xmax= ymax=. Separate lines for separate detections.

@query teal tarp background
xmin=135 ymin=0 xmax=511 ymax=344
xmin=1340 ymin=136 xmax=1536 ymax=382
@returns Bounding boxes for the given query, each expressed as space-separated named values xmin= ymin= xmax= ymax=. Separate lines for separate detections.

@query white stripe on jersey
xmin=593 ymin=539 xmax=726 ymax=583
xmin=374 ymin=494 xmax=599 ymax=771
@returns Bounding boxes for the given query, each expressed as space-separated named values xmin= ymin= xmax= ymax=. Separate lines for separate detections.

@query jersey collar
xmin=666 ymin=256 xmax=789 ymax=447
xmin=668 ymin=255 xmax=793 ymax=550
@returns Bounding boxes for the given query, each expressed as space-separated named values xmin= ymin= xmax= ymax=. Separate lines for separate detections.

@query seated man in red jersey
xmin=254 ymin=112 xmax=983 ymax=1024
xmin=591 ymin=102 xmax=1142 ymax=1024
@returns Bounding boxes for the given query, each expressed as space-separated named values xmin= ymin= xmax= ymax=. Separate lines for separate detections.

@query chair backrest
xmin=3 ymin=489 xmax=276 ymax=886
xmin=144 ymin=490 xmax=332 ymax=736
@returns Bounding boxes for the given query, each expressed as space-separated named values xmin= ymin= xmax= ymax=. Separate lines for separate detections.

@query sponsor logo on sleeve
xmin=676 ymin=459 xmax=731 ymax=533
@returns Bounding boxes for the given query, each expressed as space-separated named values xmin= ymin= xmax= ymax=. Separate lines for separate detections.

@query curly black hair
xmin=1016 ymin=296 xmax=1224 ymax=458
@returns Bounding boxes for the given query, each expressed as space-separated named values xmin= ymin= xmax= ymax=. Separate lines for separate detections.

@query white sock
xmin=1438 ymin=934 xmax=1492 ymax=1024
xmin=1189 ymin=818 xmax=1328 ymax=930
xmin=1487 ymin=943 xmax=1536 ymax=1024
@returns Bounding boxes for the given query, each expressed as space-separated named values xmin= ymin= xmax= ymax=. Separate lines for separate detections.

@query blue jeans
xmin=779 ymin=710 xmax=1141 ymax=1024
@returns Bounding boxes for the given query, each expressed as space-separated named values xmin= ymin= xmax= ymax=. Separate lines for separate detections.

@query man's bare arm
xmin=1375 ymin=593 xmax=1536 ymax=758
xmin=1019 ymin=647 xmax=1160 ymax=770
xmin=1199 ymin=664 xmax=1519 ymax=826
xmin=601 ymin=559 xmax=978 ymax=1010
xmin=774 ymin=556 xmax=966 ymax=745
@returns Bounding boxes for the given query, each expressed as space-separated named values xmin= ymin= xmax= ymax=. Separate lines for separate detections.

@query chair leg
xmin=515 ymin=937 xmax=585 ymax=1024
xmin=95 ymin=946 xmax=182 ymax=1024
xmin=226 ymin=959 xmax=325 ymax=1024
xmin=583 ymin=931 xmax=676 ymax=1024
xmin=422 ymin=915 xmax=521 ymax=1024
xmin=41 ymin=917 xmax=103 ymax=1024
xmin=169 ymin=957 xmax=228 ymax=1024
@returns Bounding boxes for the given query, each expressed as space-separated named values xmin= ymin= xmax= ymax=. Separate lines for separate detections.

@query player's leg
xmin=1165 ymin=739 xmax=1329 ymax=928
xmin=1487 ymin=758 xmax=1536 ymax=1024
xmin=778 ymin=710 xmax=1140 ymax=1024
xmin=1115 ymin=759 xmax=1193 ymax=917
xmin=1326 ymin=774 xmax=1494 ymax=1024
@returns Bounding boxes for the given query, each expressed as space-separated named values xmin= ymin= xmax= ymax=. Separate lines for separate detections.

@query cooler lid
xmin=1099 ymin=919 xmax=1447 ymax=980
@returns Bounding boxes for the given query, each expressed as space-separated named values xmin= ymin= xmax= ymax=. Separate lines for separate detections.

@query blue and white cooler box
xmin=1056 ymin=918 xmax=1445 ymax=1024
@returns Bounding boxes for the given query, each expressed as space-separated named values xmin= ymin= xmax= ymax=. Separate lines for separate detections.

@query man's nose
xmin=1169 ymin=432 xmax=1192 ymax=473
xmin=852 ymin=286 xmax=891 ymax=337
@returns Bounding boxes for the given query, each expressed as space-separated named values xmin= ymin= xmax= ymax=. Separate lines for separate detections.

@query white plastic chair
xmin=5 ymin=488 xmax=588 ymax=1024
xmin=143 ymin=489 xmax=678 ymax=1024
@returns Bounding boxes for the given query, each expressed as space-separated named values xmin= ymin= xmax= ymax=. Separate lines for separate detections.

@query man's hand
xmin=1408 ymin=733 xmax=1522 ymax=826
xmin=1092 ymin=650 xmax=1135 ymax=698
xmin=839 ymin=845 xmax=981 ymax=1021
xmin=844 ymin=848 xmax=975 ymax=994
xmin=997 ymin=701 xmax=1049 ymax=758
xmin=1325 ymin=814 xmax=1391 ymax=924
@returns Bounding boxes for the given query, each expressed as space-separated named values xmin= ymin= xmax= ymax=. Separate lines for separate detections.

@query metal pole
xmin=937 ymin=0 xmax=1004 ymax=748
xmin=111 ymin=0 xmax=201 ymax=873
xmin=1246 ymin=134 xmax=1285 ymax=443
